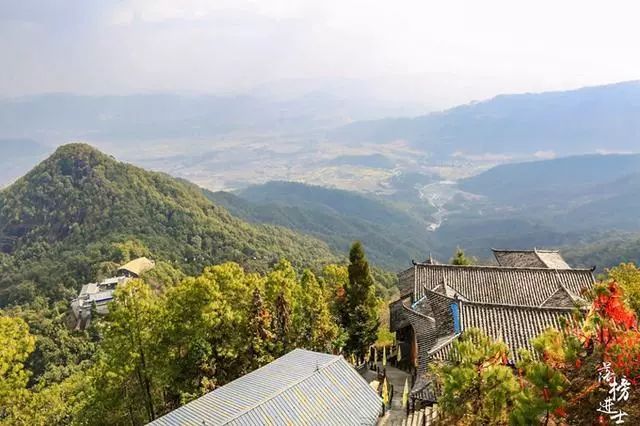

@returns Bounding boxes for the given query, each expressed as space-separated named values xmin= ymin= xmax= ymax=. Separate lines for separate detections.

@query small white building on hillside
xmin=70 ymin=257 xmax=156 ymax=329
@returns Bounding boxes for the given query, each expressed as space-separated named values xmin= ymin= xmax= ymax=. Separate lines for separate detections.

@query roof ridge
xmin=423 ymin=287 xmax=577 ymax=310
xmin=413 ymin=262 xmax=592 ymax=272
xmin=461 ymin=299 xmax=578 ymax=311
xmin=221 ymin=350 xmax=341 ymax=425
xmin=427 ymin=334 xmax=460 ymax=355
xmin=491 ymin=248 xmax=560 ymax=253
xmin=402 ymin=303 xmax=435 ymax=322
xmin=532 ymin=249 xmax=547 ymax=267
xmin=425 ymin=285 xmax=469 ymax=302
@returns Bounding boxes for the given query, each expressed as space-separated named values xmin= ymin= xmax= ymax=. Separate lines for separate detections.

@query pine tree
xmin=344 ymin=241 xmax=379 ymax=357
xmin=451 ymin=247 xmax=473 ymax=265
xmin=432 ymin=328 xmax=521 ymax=424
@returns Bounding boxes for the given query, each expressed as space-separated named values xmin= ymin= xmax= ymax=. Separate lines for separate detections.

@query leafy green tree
xmin=451 ymin=248 xmax=474 ymax=266
xmin=273 ymin=293 xmax=292 ymax=354
xmin=7 ymin=370 xmax=92 ymax=426
xmin=161 ymin=262 xmax=257 ymax=403
xmin=320 ymin=263 xmax=349 ymax=319
xmin=0 ymin=315 xmax=35 ymax=420
xmin=432 ymin=328 xmax=521 ymax=425
xmin=264 ymin=260 xmax=299 ymax=355
xmin=606 ymin=262 xmax=640 ymax=317
xmin=344 ymin=242 xmax=379 ymax=357
xmin=92 ymin=279 xmax=165 ymax=424
xmin=298 ymin=270 xmax=339 ymax=352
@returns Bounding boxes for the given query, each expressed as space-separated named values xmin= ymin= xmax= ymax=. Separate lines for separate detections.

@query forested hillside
xmin=206 ymin=181 xmax=434 ymax=270
xmin=0 ymin=144 xmax=337 ymax=306
xmin=459 ymin=153 xmax=640 ymax=202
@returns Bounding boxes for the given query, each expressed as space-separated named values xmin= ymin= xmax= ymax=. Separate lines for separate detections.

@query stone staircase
xmin=398 ymin=405 xmax=438 ymax=426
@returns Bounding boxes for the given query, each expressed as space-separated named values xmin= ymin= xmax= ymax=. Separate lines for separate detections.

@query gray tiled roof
xmin=393 ymin=249 xmax=595 ymax=404
xmin=536 ymin=251 xmax=571 ymax=269
xmin=148 ymin=349 xmax=382 ymax=426
xmin=429 ymin=302 xmax=575 ymax=363
xmin=411 ymin=263 xmax=594 ymax=307
xmin=492 ymin=248 xmax=571 ymax=269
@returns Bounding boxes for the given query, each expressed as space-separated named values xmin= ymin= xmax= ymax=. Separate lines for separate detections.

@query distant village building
xmin=149 ymin=349 xmax=383 ymax=426
xmin=70 ymin=257 xmax=155 ymax=329
xmin=389 ymin=248 xmax=595 ymax=404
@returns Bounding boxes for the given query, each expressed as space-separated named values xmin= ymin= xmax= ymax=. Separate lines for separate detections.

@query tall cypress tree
xmin=248 ymin=288 xmax=274 ymax=371
xmin=344 ymin=241 xmax=379 ymax=357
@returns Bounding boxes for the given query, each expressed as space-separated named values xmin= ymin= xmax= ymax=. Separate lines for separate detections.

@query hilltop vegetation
xmin=0 ymin=144 xmax=336 ymax=305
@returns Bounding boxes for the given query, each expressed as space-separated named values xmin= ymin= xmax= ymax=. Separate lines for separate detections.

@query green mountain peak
xmin=0 ymin=144 xmax=336 ymax=305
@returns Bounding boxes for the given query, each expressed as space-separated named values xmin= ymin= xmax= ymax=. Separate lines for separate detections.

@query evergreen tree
xmin=432 ymin=328 xmax=521 ymax=424
xmin=344 ymin=242 xmax=379 ymax=357
xmin=273 ymin=292 xmax=292 ymax=355
xmin=511 ymin=349 xmax=569 ymax=425
xmin=451 ymin=247 xmax=473 ymax=266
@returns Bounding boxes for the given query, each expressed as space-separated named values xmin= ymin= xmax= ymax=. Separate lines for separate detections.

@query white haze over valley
xmin=2 ymin=0 xmax=640 ymax=108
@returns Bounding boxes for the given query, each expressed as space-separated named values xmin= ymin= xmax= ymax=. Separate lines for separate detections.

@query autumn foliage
xmin=435 ymin=280 xmax=640 ymax=425
xmin=586 ymin=282 xmax=640 ymax=384
xmin=535 ymin=281 xmax=640 ymax=424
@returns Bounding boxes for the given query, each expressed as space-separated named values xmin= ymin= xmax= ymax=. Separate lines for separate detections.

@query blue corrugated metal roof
xmin=149 ymin=349 xmax=381 ymax=426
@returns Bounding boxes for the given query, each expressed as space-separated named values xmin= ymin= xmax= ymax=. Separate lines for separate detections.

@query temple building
xmin=70 ymin=257 xmax=155 ymax=329
xmin=389 ymin=248 xmax=595 ymax=403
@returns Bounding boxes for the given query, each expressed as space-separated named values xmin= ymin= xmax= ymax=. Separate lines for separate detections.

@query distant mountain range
xmin=2 ymin=80 xmax=640 ymax=190
xmin=332 ymin=81 xmax=640 ymax=159
xmin=207 ymin=153 xmax=640 ymax=270
xmin=0 ymin=91 xmax=416 ymax=147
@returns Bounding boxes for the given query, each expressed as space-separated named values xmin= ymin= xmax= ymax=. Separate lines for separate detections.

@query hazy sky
xmin=2 ymin=0 xmax=639 ymax=107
